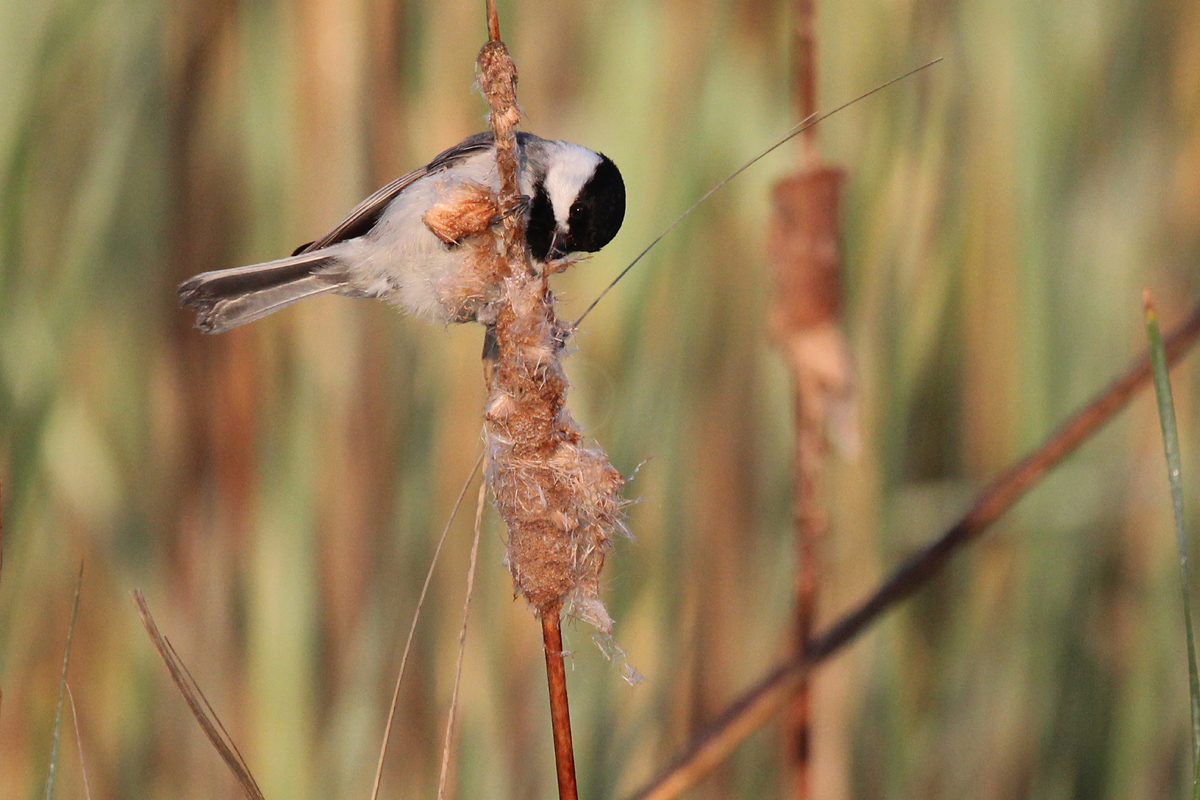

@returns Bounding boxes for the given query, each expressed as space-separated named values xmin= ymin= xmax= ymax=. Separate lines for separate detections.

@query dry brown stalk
xmin=437 ymin=480 xmax=487 ymax=800
xmin=132 ymin=590 xmax=264 ymax=800
xmin=485 ymin=0 xmax=501 ymax=43
xmin=475 ymin=8 xmax=627 ymax=799
xmin=65 ymin=684 xmax=95 ymax=800
xmin=771 ymin=0 xmax=851 ymax=796
xmin=627 ymin=301 xmax=1200 ymax=800
xmin=792 ymin=0 xmax=818 ymax=162
xmin=772 ymin=169 xmax=845 ymax=800
xmin=475 ymin=1 xmax=625 ymax=645
xmin=542 ymin=605 xmax=579 ymax=800
xmin=372 ymin=452 xmax=484 ymax=800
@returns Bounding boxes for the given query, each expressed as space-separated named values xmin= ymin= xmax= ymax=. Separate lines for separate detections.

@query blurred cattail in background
xmin=3 ymin=0 xmax=1200 ymax=798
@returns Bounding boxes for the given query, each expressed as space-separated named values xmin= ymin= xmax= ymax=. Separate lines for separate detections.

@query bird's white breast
xmin=337 ymin=148 xmax=506 ymax=322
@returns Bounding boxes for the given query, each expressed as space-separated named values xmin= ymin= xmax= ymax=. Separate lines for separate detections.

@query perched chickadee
xmin=179 ymin=131 xmax=626 ymax=333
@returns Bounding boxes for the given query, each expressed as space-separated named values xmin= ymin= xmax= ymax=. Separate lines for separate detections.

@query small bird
xmin=179 ymin=131 xmax=626 ymax=333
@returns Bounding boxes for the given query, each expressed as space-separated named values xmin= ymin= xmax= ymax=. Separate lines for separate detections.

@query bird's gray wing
xmin=293 ymin=132 xmax=499 ymax=255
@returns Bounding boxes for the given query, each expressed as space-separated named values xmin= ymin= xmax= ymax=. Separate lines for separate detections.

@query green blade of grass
xmin=42 ymin=562 xmax=83 ymax=800
xmin=1145 ymin=292 xmax=1200 ymax=799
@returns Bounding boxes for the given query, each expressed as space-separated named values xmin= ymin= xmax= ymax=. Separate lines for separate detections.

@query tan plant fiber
xmin=461 ymin=41 xmax=628 ymax=632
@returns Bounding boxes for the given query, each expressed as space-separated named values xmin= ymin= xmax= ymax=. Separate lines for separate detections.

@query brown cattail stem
xmin=485 ymin=0 xmax=500 ymax=43
xmin=475 ymin=8 xmax=625 ymax=799
xmin=783 ymin=388 xmax=824 ymax=800
xmin=793 ymin=0 xmax=818 ymax=160
xmin=774 ymin=0 xmax=842 ymax=793
xmin=542 ymin=605 xmax=579 ymax=800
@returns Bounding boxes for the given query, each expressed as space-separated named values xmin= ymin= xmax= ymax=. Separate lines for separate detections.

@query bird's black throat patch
xmin=525 ymin=182 xmax=557 ymax=263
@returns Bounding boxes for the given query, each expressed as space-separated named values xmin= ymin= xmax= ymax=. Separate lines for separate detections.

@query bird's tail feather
xmin=178 ymin=251 xmax=347 ymax=333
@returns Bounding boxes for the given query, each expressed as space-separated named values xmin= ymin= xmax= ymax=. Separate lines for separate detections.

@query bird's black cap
xmin=565 ymin=154 xmax=625 ymax=254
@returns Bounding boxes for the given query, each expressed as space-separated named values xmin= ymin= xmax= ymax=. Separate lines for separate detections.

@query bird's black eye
xmin=565 ymin=155 xmax=625 ymax=254
xmin=525 ymin=183 xmax=557 ymax=262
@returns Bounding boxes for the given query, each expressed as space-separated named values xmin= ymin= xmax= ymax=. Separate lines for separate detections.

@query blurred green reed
xmin=1 ymin=0 xmax=1199 ymax=798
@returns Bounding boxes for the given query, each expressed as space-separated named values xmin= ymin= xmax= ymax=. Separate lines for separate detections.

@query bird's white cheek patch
xmin=544 ymin=148 xmax=602 ymax=226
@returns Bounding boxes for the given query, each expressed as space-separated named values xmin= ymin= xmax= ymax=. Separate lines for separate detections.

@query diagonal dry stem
xmin=627 ymin=300 xmax=1200 ymax=800
xmin=133 ymin=590 xmax=264 ymax=800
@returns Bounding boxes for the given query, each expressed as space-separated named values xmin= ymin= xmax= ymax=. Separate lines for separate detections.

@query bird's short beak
xmin=548 ymin=229 xmax=568 ymax=260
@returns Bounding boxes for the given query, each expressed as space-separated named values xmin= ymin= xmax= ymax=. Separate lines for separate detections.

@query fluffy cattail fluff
xmin=471 ymin=41 xmax=630 ymax=642
xmin=415 ymin=161 xmax=627 ymax=635
xmin=483 ymin=292 xmax=628 ymax=631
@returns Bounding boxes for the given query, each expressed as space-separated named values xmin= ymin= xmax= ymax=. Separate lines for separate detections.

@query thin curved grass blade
xmin=132 ymin=590 xmax=264 ymax=800
xmin=42 ymin=563 xmax=83 ymax=800
xmin=1144 ymin=292 xmax=1200 ymax=799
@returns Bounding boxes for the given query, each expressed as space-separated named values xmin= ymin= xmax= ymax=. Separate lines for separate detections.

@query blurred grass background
xmin=2 ymin=0 xmax=1199 ymax=797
